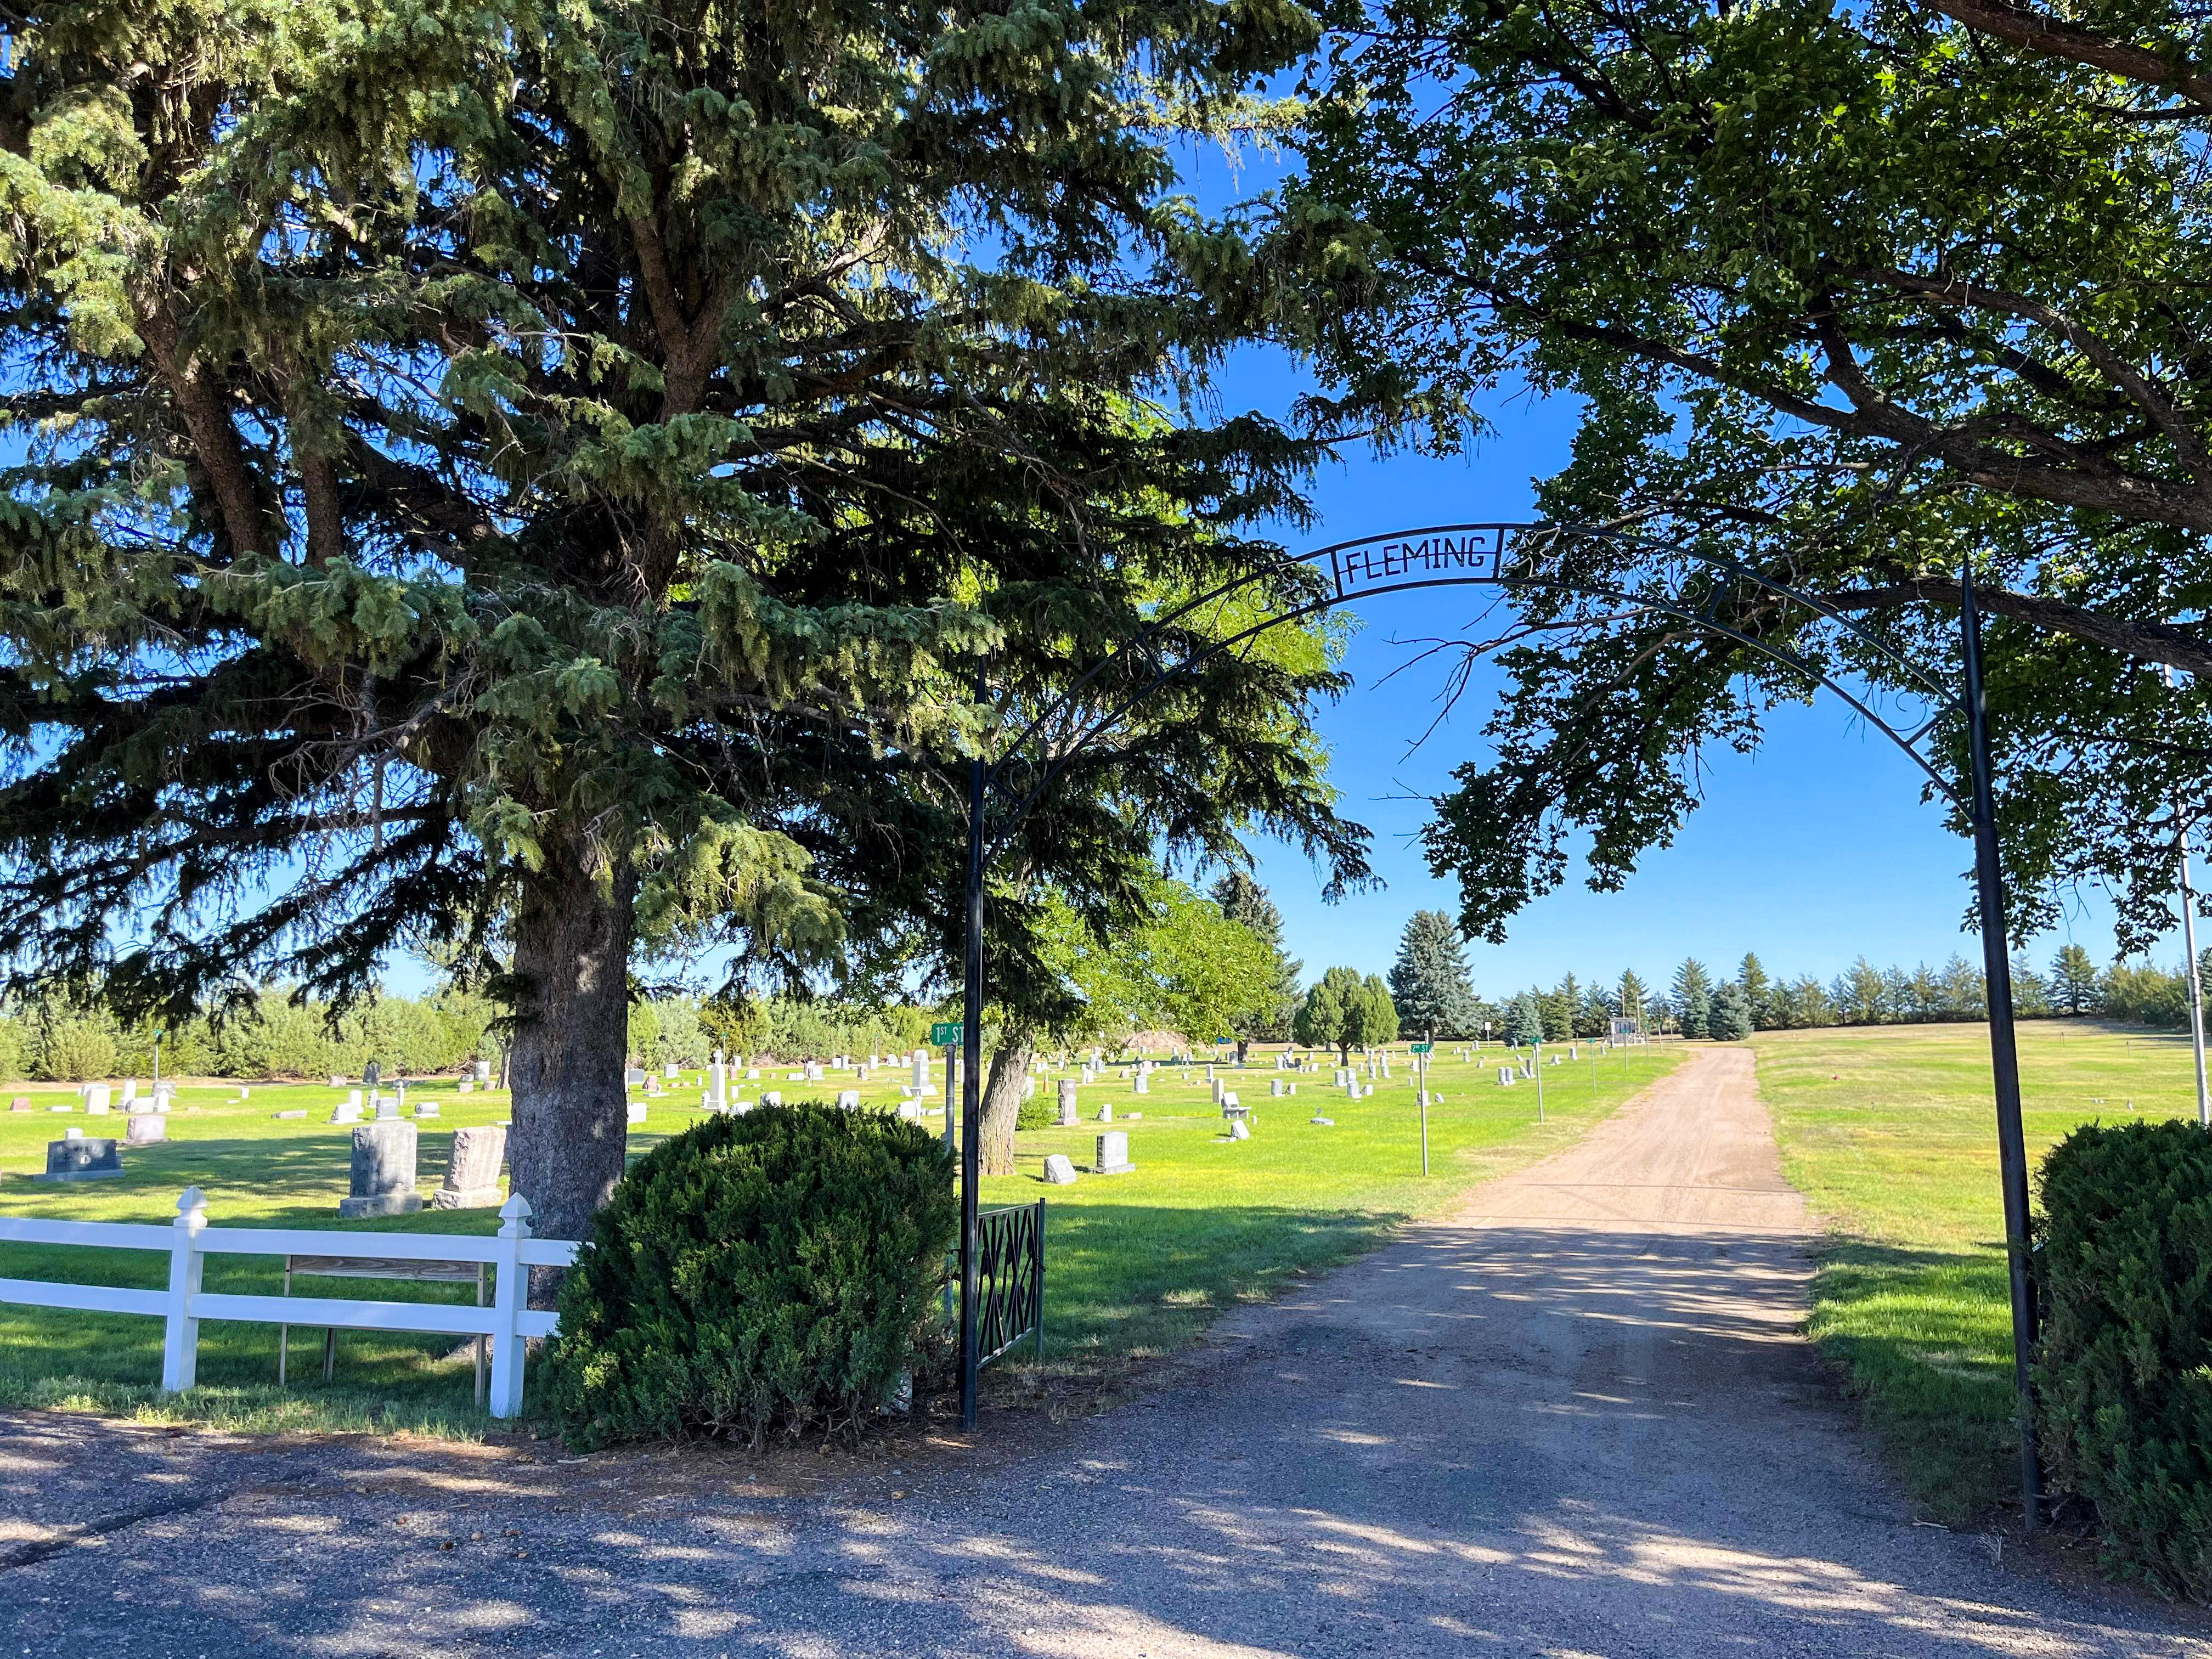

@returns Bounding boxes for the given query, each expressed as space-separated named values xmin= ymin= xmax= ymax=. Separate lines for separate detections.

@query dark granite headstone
xmin=37 ymin=1138 xmax=122 ymax=1182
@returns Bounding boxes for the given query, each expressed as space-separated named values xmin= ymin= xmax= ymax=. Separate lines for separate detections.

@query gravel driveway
xmin=3 ymin=1046 xmax=2205 ymax=1657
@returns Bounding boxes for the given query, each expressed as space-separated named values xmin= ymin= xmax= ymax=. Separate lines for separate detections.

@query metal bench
xmin=280 ymin=1255 xmax=488 ymax=1405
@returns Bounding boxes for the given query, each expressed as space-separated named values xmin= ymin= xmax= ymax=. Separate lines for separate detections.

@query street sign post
xmin=930 ymin=1022 xmax=963 ymax=1047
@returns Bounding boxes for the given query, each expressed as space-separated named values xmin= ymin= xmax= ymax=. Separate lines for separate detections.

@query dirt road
xmin=4 ymin=1047 xmax=2205 ymax=1656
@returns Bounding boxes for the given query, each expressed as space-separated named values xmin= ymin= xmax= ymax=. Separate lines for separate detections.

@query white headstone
xmin=837 ymin=1089 xmax=860 ymax=1109
xmin=1043 ymin=1154 xmax=1079 ymax=1185
xmin=1270 ymin=1077 xmax=1284 ymax=1097
xmin=624 ymin=1066 xmax=647 ymax=1087
xmin=1096 ymin=1103 xmax=1114 ymax=1122
xmin=83 ymin=1085 xmax=111 ymax=1115
xmin=1093 ymin=1131 xmax=1135 ymax=1175
xmin=627 ymin=1101 xmax=646 ymax=1125
xmin=1228 ymin=1118 xmax=1250 ymax=1141
xmin=120 ymin=1080 xmax=138 ymax=1107
xmin=763 ymin=1091 xmax=782 ymax=1107
xmin=125 ymin=1113 xmax=167 ymax=1146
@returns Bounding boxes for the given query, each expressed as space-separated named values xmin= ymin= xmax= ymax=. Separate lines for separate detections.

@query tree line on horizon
xmin=1355 ymin=913 xmax=2212 ymax=1044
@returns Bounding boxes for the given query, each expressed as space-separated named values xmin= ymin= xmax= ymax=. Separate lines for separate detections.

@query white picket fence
xmin=0 ymin=1188 xmax=579 ymax=1417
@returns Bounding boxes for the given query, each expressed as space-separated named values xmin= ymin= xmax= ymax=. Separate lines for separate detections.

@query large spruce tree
xmin=0 ymin=0 xmax=1341 ymax=1248
xmin=1387 ymin=908 xmax=1478 ymax=1038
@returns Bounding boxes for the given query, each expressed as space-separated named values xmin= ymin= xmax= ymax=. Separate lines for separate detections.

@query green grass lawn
xmin=1755 ymin=1018 xmax=2200 ymax=1522
xmin=0 ymin=1040 xmax=1678 ymax=1435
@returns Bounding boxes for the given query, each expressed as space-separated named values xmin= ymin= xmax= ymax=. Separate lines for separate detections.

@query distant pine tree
xmin=1212 ymin=873 xmax=1304 ymax=1044
xmin=2050 ymin=944 xmax=2103 ymax=1016
xmin=1504 ymin=991 xmax=1544 ymax=1047
xmin=1708 ymin=982 xmax=1753 ymax=1041
xmin=1671 ymin=958 xmax=1712 ymax=1039
xmin=1387 ymin=910 xmax=1479 ymax=1037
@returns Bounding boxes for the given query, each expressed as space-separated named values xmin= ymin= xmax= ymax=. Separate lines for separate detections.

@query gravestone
xmin=837 ymin=1090 xmax=861 ymax=1109
xmin=624 ymin=1066 xmax=647 ymax=1087
xmin=1211 ymin=1078 xmax=1226 ymax=1104
xmin=125 ymin=1114 xmax=167 ymax=1147
xmin=627 ymin=1100 xmax=647 ymax=1125
xmin=1308 ymin=1114 xmax=1335 ymax=1127
xmin=1096 ymin=1103 xmax=1114 ymax=1123
xmin=338 ymin=1120 xmax=422 ymax=1217
xmin=1043 ymin=1154 xmax=1079 ymax=1185
xmin=47 ymin=1102 xmax=70 ymax=1113
xmin=473 ymin=1059 xmax=491 ymax=1083
xmin=433 ymin=1124 xmax=506 ymax=1210
xmin=82 ymin=1084 xmax=111 ymax=1114
xmin=745 ymin=1068 xmax=761 ymax=1081
xmin=1093 ymin=1131 xmax=1135 ymax=1175
xmin=363 ymin=1059 xmax=381 ymax=1088
xmin=1133 ymin=1072 xmax=1149 ymax=1095
xmin=896 ymin=1101 xmax=923 ymax=1122
xmin=272 ymin=1109 xmax=307 ymax=1120
xmin=374 ymin=1093 xmax=399 ymax=1121
xmin=120 ymin=1080 xmax=139 ymax=1108
xmin=1056 ymin=1078 xmax=1079 ymax=1122
xmin=663 ymin=1063 xmax=680 ymax=1080
xmin=347 ymin=1088 xmax=364 ymax=1109
xmin=329 ymin=1101 xmax=362 ymax=1124
xmin=1270 ymin=1077 xmax=1283 ymax=1097
xmin=1228 ymin=1118 xmax=1250 ymax=1141
xmin=1498 ymin=1066 xmax=1514 ymax=1086
xmin=38 ymin=1138 xmax=122 ymax=1181
xmin=7 ymin=1097 xmax=27 ymax=1112
xmin=414 ymin=1102 xmax=441 ymax=1119
xmin=763 ymin=1091 xmax=782 ymax=1107
xmin=329 ymin=1074 xmax=348 ymax=1087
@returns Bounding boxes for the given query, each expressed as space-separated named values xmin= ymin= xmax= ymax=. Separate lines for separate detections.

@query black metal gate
xmin=973 ymin=1199 xmax=1045 ymax=1366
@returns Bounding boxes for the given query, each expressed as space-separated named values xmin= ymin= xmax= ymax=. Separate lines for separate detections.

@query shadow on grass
xmin=1 ymin=1134 xmax=514 ymax=1434
xmin=1805 ymin=1238 xmax=2019 ymax=1522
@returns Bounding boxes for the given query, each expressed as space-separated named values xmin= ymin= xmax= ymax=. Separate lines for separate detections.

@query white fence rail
xmin=0 ymin=1188 xmax=579 ymax=1417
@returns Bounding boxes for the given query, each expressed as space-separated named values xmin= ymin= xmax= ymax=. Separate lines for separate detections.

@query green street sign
xmin=930 ymin=1022 xmax=963 ymax=1046
xmin=1409 ymin=1042 xmax=1434 ymax=1054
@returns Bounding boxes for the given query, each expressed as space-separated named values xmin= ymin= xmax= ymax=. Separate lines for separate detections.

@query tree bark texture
xmin=979 ymin=1040 xmax=1033 ymax=1177
xmin=506 ymin=844 xmax=637 ymax=1296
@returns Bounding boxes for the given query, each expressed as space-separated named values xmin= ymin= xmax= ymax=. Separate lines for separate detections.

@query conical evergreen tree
xmin=1387 ymin=910 xmax=1478 ymax=1037
xmin=1672 ymin=959 xmax=1713 ymax=1039
xmin=1709 ymin=982 xmax=1753 ymax=1041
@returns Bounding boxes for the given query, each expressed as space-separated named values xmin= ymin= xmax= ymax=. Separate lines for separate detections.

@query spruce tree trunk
xmin=979 ymin=1038 xmax=1032 ymax=1177
xmin=505 ymin=844 xmax=636 ymax=1291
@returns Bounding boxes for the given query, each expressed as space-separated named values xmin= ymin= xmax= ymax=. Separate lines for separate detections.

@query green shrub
xmin=1016 ymin=1087 xmax=1053 ymax=1131
xmin=541 ymin=1102 xmax=957 ymax=1449
xmin=2035 ymin=1120 xmax=2212 ymax=1596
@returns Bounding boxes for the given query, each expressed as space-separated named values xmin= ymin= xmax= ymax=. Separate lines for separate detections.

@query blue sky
xmin=1213 ymin=350 xmax=2137 ymax=1002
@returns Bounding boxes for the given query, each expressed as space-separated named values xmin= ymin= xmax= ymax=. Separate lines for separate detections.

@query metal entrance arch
xmin=948 ymin=521 xmax=2040 ymax=1527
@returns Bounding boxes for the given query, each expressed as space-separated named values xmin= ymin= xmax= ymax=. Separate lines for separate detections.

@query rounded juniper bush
xmin=542 ymin=1103 xmax=956 ymax=1449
